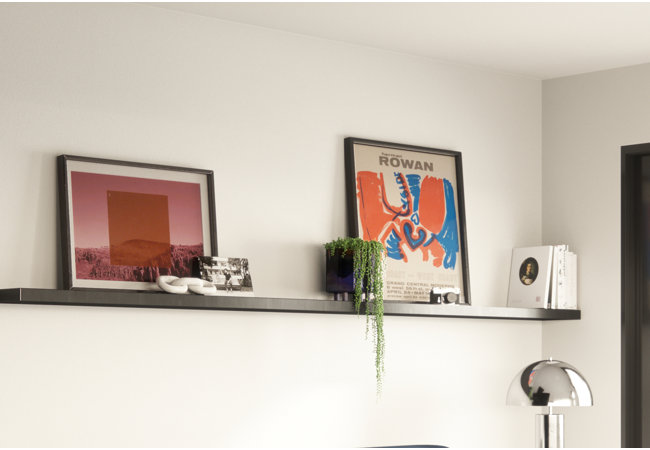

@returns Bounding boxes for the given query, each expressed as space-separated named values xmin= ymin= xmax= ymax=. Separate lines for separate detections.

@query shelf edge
xmin=0 ymin=288 xmax=580 ymax=321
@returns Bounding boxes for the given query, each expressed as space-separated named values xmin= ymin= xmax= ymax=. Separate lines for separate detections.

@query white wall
xmin=542 ymin=64 xmax=650 ymax=447
xmin=0 ymin=4 xmax=543 ymax=447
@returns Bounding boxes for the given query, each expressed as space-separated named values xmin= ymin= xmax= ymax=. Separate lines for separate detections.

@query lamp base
xmin=536 ymin=413 xmax=564 ymax=448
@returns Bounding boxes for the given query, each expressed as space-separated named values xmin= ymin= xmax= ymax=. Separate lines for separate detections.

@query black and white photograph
xmin=195 ymin=256 xmax=254 ymax=296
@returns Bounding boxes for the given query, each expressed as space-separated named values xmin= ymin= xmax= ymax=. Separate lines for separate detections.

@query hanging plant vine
xmin=325 ymin=237 xmax=385 ymax=394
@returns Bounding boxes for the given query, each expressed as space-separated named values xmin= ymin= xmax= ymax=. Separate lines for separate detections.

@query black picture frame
xmin=58 ymin=154 xmax=218 ymax=291
xmin=344 ymin=137 xmax=471 ymax=304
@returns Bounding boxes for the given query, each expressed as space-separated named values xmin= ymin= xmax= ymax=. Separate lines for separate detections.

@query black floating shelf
xmin=0 ymin=288 xmax=581 ymax=321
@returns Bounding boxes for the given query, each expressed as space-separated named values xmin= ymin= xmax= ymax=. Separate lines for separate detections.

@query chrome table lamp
xmin=506 ymin=358 xmax=592 ymax=448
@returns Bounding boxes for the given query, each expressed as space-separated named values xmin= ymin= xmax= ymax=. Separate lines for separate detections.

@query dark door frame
xmin=621 ymin=143 xmax=650 ymax=447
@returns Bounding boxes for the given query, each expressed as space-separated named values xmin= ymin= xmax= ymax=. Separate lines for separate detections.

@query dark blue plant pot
xmin=325 ymin=249 xmax=355 ymax=301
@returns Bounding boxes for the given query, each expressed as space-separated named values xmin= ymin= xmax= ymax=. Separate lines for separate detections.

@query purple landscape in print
xmin=75 ymin=244 xmax=203 ymax=282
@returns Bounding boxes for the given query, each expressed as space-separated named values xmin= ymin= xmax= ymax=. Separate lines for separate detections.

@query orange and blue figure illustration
xmin=356 ymin=170 xmax=459 ymax=269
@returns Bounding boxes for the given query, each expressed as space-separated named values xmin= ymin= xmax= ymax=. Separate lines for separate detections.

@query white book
xmin=570 ymin=252 xmax=578 ymax=309
xmin=559 ymin=252 xmax=578 ymax=309
xmin=549 ymin=246 xmax=558 ymax=309
xmin=507 ymin=246 xmax=554 ymax=309
xmin=554 ymin=244 xmax=568 ymax=310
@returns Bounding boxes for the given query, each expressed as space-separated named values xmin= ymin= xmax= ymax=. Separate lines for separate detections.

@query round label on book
xmin=519 ymin=257 xmax=539 ymax=285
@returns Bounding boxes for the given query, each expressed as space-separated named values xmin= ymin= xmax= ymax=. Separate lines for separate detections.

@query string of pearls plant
xmin=324 ymin=237 xmax=385 ymax=394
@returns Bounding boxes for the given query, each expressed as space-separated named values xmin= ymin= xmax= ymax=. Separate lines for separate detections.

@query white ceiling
xmin=148 ymin=2 xmax=650 ymax=79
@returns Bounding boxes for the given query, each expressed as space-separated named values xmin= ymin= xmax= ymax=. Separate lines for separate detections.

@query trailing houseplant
xmin=324 ymin=237 xmax=385 ymax=393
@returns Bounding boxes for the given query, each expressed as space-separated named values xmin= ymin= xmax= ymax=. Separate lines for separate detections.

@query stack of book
xmin=506 ymin=245 xmax=578 ymax=310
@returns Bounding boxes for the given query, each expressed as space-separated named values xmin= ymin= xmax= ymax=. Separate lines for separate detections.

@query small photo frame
xmin=507 ymin=246 xmax=553 ymax=308
xmin=195 ymin=256 xmax=254 ymax=296
xmin=58 ymin=155 xmax=218 ymax=291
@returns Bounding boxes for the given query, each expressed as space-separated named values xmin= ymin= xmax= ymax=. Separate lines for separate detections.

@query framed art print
xmin=58 ymin=154 xmax=217 ymax=291
xmin=344 ymin=137 xmax=471 ymax=304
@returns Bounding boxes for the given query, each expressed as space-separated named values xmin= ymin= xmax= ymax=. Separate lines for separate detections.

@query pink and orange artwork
xmin=70 ymin=171 xmax=204 ymax=283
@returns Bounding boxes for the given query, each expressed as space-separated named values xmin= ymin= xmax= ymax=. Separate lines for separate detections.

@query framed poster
xmin=344 ymin=137 xmax=471 ymax=304
xmin=58 ymin=154 xmax=217 ymax=291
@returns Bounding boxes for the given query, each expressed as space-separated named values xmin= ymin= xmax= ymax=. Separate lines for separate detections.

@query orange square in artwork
xmin=107 ymin=191 xmax=172 ymax=267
